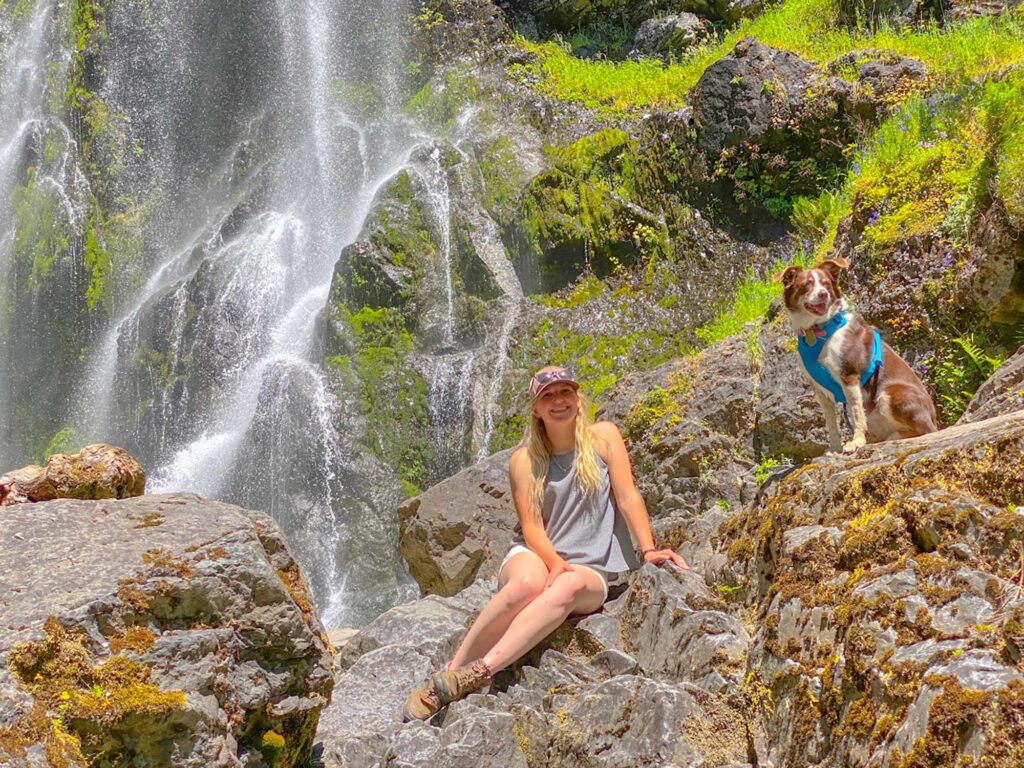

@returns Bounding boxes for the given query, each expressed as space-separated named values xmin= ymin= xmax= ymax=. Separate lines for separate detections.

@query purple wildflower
xmin=853 ymin=161 xmax=861 ymax=174
xmin=868 ymin=210 xmax=880 ymax=225
xmin=943 ymin=254 xmax=954 ymax=267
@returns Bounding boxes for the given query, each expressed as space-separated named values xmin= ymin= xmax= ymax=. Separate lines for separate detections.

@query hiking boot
xmin=401 ymin=659 xmax=492 ymax=722
xmin=402 ymin=677 xmax=443 ymax=722
xmin=432 ymin=659 xmax=492 ymax=705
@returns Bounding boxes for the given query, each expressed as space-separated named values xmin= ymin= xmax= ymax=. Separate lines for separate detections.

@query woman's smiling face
xmin=531 ymin=382 xmax=579 ymax=423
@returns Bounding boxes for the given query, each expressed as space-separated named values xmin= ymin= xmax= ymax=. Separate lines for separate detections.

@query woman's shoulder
xmin=509 ymin=445 xmax=531 ymax=471
xmin=589 ymin=420 xmax=623 ymax=442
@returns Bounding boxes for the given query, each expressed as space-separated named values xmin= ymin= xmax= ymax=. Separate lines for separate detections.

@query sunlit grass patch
xmin=694 ymin=251 xmax=814 ymax=347
xmin=509 ymin=0 xmax=1024 ymax=118
xmin=850 ymin=72 xmax=1024 ymax=253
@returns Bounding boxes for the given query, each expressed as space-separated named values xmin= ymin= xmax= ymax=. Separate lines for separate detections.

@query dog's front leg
xmin=813 ymin=388 xmax=842 ymax=453
xmin=841 ymin=378 xmax=868 ymax=452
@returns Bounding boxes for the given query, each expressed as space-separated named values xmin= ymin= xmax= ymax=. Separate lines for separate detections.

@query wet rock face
xmin=0 ymin=444 xmax=145 ymax=506
xmin=0 ymin=493 xmax=333 ymax=767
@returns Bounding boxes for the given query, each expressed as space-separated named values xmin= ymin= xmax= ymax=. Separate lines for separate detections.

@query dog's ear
xmin=772 ymin=265 xmax=802 ymax=287
xmin=818 ymin=257 xmax=850 ymax=281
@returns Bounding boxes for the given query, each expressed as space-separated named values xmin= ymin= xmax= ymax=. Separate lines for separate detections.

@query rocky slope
xmin=0 ymin=493 xmax=333 ymax=767
xmin=319 ymin=363 xmax=1024 ymax=766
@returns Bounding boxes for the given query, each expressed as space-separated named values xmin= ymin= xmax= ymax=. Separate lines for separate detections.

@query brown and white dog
xmin=773 ymin=257 xmax=938 ymax=453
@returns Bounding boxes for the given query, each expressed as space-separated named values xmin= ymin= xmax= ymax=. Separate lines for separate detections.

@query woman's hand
xmin=643 ymin=548 xmax=689 ymax=570
xmin=545 ymin=558 xmax=574 ymax=588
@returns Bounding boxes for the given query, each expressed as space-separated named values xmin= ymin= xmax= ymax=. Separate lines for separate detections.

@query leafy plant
xmin=931 ymin=334 xmax=1005 ymax=423
xmin=754 ymin=456 xmax=781 ymax=485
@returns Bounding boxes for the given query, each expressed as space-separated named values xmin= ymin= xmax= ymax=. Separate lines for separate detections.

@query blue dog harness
xmin=798 ymin=312 xmax=883 ymax=404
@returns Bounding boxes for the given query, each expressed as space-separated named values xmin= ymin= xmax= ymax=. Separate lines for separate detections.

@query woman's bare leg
xmin=481 ymin=565 xmax=606 ymax=674
xmin=449 ymin=551 xmax=547 ymax=669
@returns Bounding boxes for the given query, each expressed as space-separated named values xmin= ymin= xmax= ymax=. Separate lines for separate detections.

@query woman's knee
xmin=547 ymin=571 xmax=589 ymax=606
xmin=502 ymin=571 xmax=546 ymax=608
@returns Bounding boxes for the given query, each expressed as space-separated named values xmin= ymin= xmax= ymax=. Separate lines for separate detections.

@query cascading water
xmin=0 ymin=0 xmax=525 ymax=628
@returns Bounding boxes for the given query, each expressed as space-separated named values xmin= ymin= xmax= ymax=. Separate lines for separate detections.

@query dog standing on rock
xmin=773 ymin=257 xmax=938 ymax=453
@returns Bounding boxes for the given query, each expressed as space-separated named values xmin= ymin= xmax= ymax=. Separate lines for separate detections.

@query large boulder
xmin=398 ymin=449 xmax=517 ymax=596
xmin=692 ymin=38 xmax=855 ymax=158
xmin=726 ymin=410 xmax=1024 ymax=767
xmin=0 ymin=444 xmax=145 ymax=506
xmin=0 ymin=493 xmax=333 ymax=767
xmin=691 ymin=38 xmax=857 ymax=209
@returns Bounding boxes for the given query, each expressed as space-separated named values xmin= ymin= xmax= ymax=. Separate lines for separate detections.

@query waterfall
xmin=0 ymin=0 xmax=524 ymax=628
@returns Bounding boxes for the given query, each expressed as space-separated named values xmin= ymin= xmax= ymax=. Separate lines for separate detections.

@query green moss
xmin=38 ymin=427 xmax=80 ymax=464
xmin=329 ymin=305 xmax=431 ymax=491
xmin=695 ymin=253 xmax=812 ymax=347
xmin=623 ymin=367 xmax=694 ymax=443
xmin=518 ymin=129 xmax=673 ymax=289
xmin=407 ymin=66 xmax=481 ymax=131
xmin=477 ymin=135 xmax=525 ymax=225
xmin=540 ymin=274 xmax=605 ymax=309
xmin=11 ymin=168 xmax=72 ymax=288
xmin=3 ymin=617 xmax=184 ymax=765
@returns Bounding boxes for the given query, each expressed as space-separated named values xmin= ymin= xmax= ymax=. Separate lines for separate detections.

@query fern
xmin=953 ymin=334 xmax=1003 ymax=377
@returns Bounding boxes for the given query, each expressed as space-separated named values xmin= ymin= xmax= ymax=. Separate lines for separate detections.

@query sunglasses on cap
xmin=528 ymin=366 xmax=579 ymax=399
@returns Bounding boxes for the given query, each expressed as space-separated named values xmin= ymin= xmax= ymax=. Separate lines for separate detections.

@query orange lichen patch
xmin=3 ymin=617 xmax=185 ymax=764
xmin=894 ymin=677 xmax=993 ymax=768
xmin=116 ymin=578 xmax=150 ymax=612
xmin=199 ymin=546 xmax=229 ymax=561
xmin=277 ymin=561 xmax=314 ymax=618
xmin=108 ymin=626 xmax=156 ymax=655
xmin=140 ymin=548 xmax=197 ymax=578
xmin=127 ymin=512 xmax=165 ymax=529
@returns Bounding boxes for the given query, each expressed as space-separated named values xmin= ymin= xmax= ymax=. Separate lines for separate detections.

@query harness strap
xmin=798 ymin=314 xmax=883 ymax=406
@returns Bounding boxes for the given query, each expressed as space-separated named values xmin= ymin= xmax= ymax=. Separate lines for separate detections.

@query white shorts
xmin=498 ymin=544 xmax=610 ymax=602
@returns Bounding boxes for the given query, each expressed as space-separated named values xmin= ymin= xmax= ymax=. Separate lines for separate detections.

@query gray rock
xmin=538 ymin=676 xmax=749 ymax=766
xmin=599 ymin=334 xmax=759 ymax=518
xmin=782 ymin=525 xmax=843 ymax=557
xmin=590 ymin=648 xmax=640 ymax=677
xmin=692 ymin=38 xmax=854 ymax=158
xmin=931 ymin=595 xmax=996 ymax=637
xmin=610 ymin=565 xmax=749 ymax=690
xmin=399 ymin=449 xmax=517 ymax=596
xmin=575 ymin=612 xmax=624 ymax=652
xmin=336 ymin=581 xmax=493 ymax=670
xmin=320 ymin=644 xmax=433 ymax=766
xmin=629 ymin=13 xmax=707 ymax=58
xmin=852 ymin=569 xmax=918 ymax=602
xmin=0 ymin=493 xmax=332 ymax=767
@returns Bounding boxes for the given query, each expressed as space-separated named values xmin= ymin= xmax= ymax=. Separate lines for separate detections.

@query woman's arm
xmin=591 ymin=421 xmax=689 ymax=570
xmin=509 ymin=448 xmax=573 ymax=586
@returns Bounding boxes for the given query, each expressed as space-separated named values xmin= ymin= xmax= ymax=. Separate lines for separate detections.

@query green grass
xmin=510 ymin=1 xmax=1024 ymax=118
xmin=694 ymin=252 xmax=813 ymax=346
xmin=826 ymin=69 xmax=1024 ymax=256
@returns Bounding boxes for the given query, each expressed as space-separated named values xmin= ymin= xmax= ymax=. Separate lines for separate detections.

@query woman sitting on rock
xmin=403 ymin=365 xmax=688 ymax=721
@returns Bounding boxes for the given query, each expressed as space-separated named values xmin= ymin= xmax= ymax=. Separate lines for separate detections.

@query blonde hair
xmin=523 ymin=390 xmax=602 ymax=510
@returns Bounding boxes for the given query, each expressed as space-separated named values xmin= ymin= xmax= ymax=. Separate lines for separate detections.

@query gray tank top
xmin=511 ymin=449 xmax=640 ymax=573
